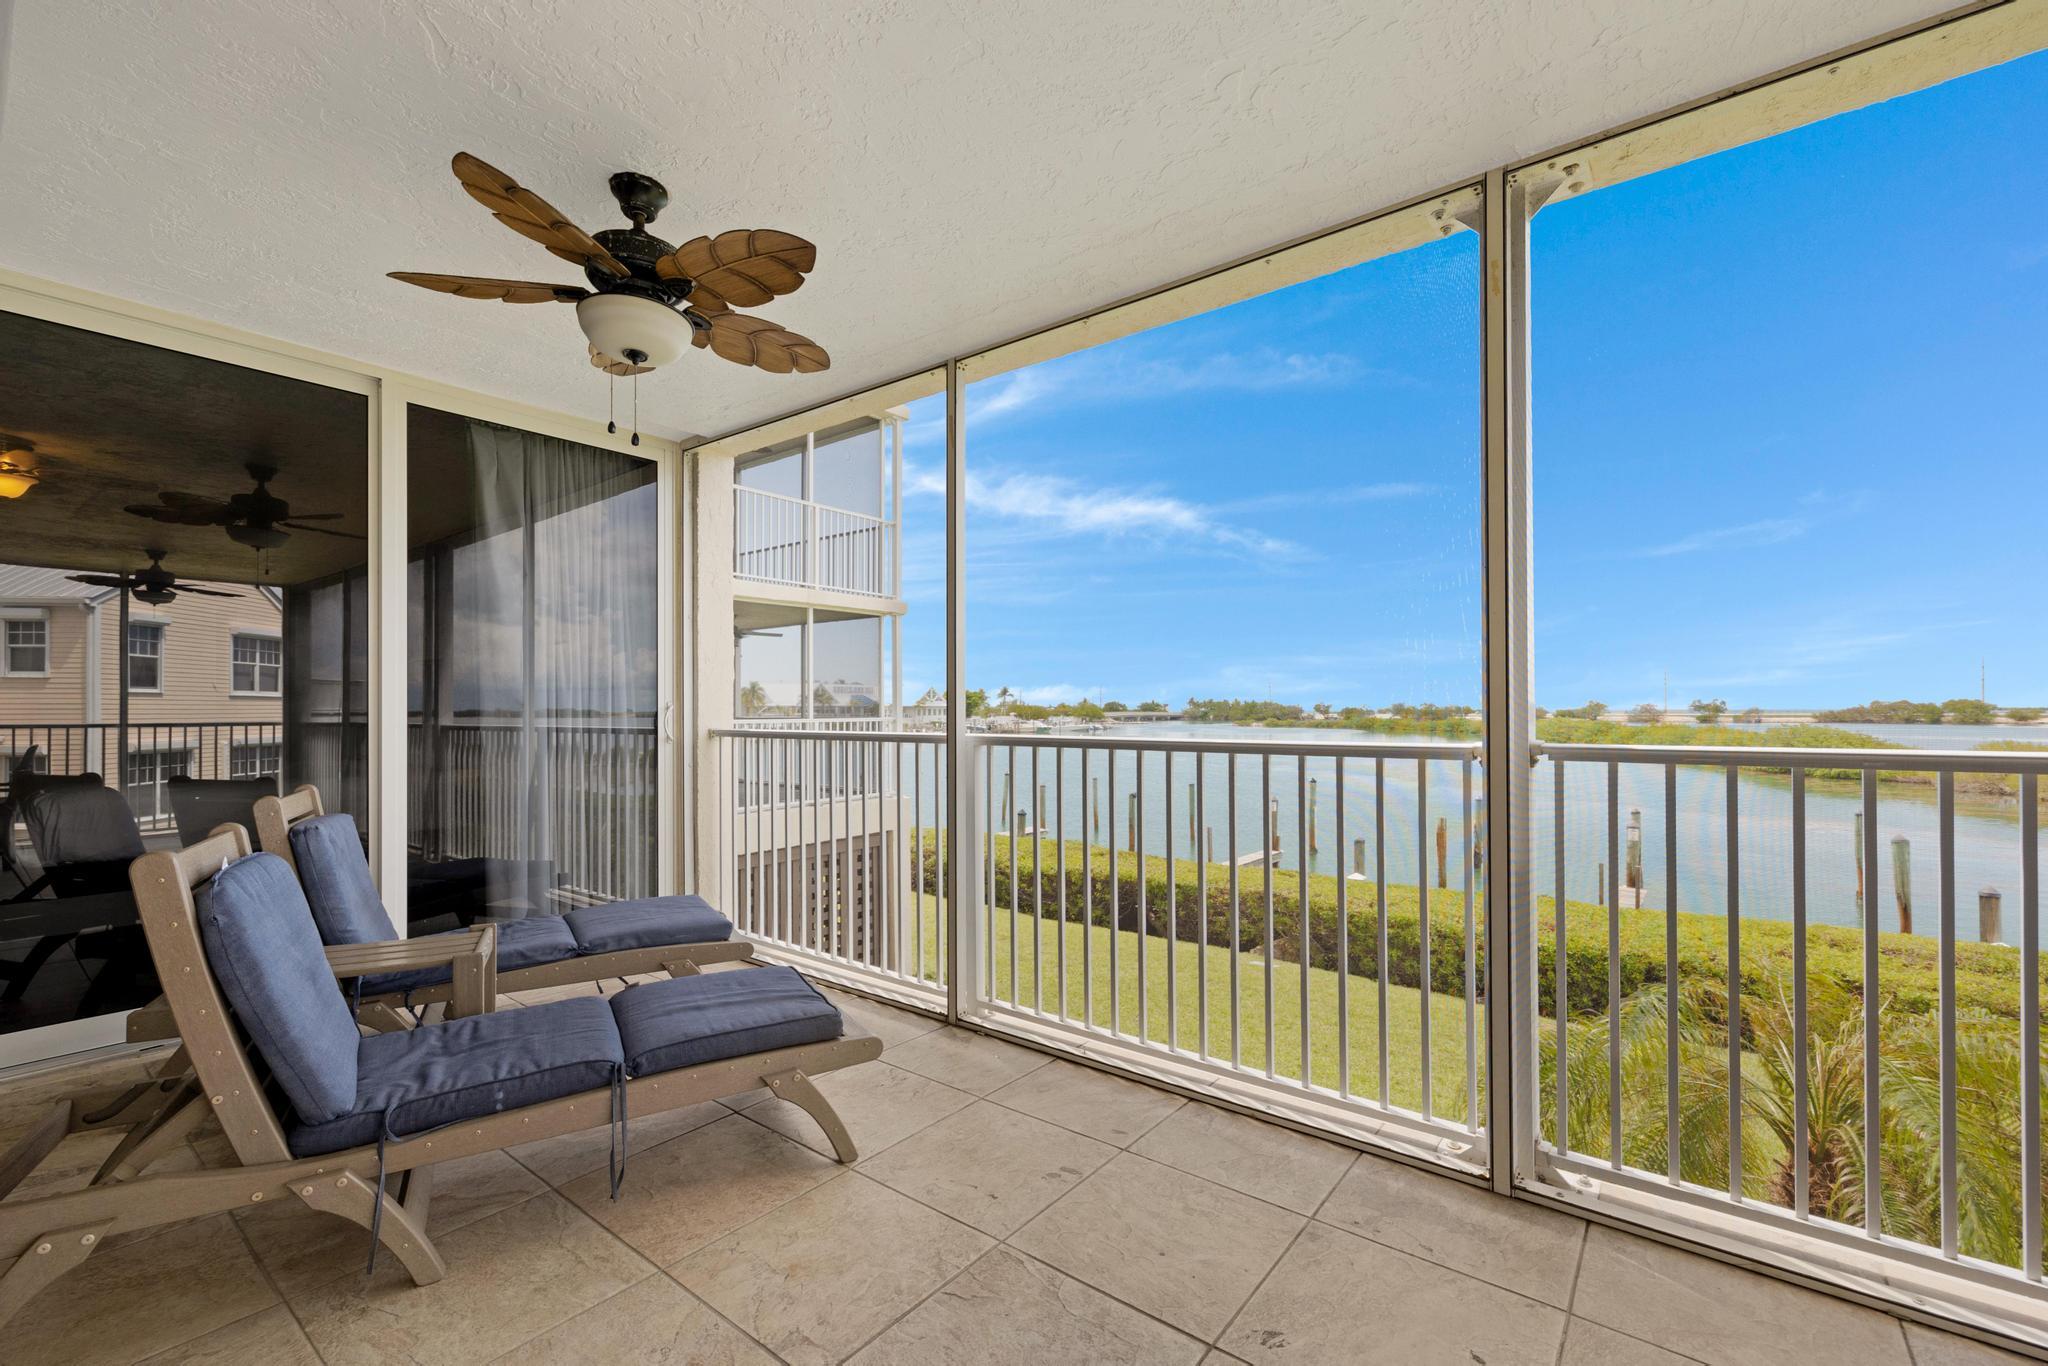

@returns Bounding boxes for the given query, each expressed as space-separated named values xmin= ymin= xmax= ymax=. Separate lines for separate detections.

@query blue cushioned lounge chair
xmin=0 ymin=825 xmax=879 ymax=1327
xmin=253 ymin=784 xmax=753 ymax=1015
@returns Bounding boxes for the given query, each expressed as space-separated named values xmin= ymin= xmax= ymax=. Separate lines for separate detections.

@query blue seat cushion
xmin=566 ymin=895 xmax=733 ymax=956
xmin=201 ymin=853 xmax=361 ymax=1127
xmin=289 ymin=813 xmax=399 ymax=945
xmin=611 ymin=967 xmax=841 ymax=1077
xmin=359 ymin=915 xmax=580 ymax=996
xmin=289 ymin=995 xmax=623 ymax=1156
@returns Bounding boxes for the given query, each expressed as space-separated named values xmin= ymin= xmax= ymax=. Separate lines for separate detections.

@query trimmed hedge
xmin=918 ymin=834 xmax=2039 ymax=1023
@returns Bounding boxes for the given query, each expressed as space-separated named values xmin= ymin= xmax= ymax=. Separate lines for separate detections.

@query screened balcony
xmin=0 ymin=1 xmax=2045 ymax=1363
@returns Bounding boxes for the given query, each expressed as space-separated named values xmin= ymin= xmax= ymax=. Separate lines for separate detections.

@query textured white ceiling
xmin=0 ymin=0 xmax=1942 ymax=443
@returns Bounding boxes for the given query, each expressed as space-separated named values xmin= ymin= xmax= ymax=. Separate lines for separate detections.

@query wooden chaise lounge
xmin=124 ymin=783 xmax=752 ymax=1045
xmin=0 ymin=826 xmax=879 ymax=1327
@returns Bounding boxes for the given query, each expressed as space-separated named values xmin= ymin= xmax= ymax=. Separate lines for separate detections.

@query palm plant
xmin=1541 ymin=975 xmax=2047 ymax=1274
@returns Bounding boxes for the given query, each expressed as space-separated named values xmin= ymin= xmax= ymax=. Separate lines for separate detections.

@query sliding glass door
xmin=404 ymin=405 xmax=663 ymax=931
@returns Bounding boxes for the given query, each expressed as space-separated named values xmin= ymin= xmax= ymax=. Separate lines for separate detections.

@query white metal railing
xmin=1533 ymin=739 xmax=2048 ymax=1296
xmin=733 ymin=486 xmax=896 ymax=598
xmin=710 ymin=725 xmax=2048 ymax=1303
xmin=733 ymin=716 xmax=893 ymax=733
xmin=716 ymin=726 xmax=1491 ymax=1150
xmin=971 ymin=732 xmax=1487 ymax=1150
xmin=716 ymin=728 xmax=948 ymax=997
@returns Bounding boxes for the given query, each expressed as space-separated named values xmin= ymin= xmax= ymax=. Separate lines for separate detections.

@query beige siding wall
xmin=2 ymin=589 xmax=284 ymax=779
xmin=95 ymin=589 xmax=284 ymax=787
xmin=0 ymin=602 xmax=91 ymax=735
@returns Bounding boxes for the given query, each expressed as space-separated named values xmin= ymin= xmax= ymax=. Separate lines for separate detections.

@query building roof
xmin=0 ymin=564 xmax=104 ymax=604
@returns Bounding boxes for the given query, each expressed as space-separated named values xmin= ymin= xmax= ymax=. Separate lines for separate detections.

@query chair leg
xmin=355 ymin=1003 xmax=414 ymax=1034
xmin=0 ymin=1102 xmax=73 ymax=1201
xmin=296 ymin=1171 xmax=446 ymax=1286
xmin=0 ymin=934 xmax=75 ymax=1002
xmin=90 ymin=1081 xmax=207 ymax=1185
xmin=0 ymin=1219 xmax=115 ymax=1329
xmin=762 ymin=1069 xmax=858 ymax=1163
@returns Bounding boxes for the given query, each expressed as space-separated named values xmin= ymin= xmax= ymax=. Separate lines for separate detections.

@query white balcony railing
xmin=733 ymin=486 xmax=896 ymax=598
xmin=715 ymin=726 xmax=2048 ymax=1303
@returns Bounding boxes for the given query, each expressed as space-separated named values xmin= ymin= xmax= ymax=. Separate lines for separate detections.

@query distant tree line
xmin=1815 ymin=698 xmax=2021 ymax=725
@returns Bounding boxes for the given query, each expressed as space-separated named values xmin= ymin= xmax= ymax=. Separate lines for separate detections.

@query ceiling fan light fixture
xmin=0 ymin=437 xmax=37 ymax=498
xmin=226 ymin=522 xmax=290 ymax=550
xmin=575 ymin=293 xmax=691 ymax=370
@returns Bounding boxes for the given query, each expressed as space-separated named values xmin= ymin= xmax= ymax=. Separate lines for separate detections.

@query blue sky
xmin=898 ymin=50 xmax=2047 ymax=712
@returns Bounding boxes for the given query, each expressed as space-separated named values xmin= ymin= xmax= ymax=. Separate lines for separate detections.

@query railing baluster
xmin=1862 ymin=769 xmax=1880 ymax=1234
xmin=892 ymin=738 xmax=905 ymax=977
xmin=1554 ymin=759 xmax=1567 ymax=1154
xmin=1608 ymin=760 xmax=1622 ymax=1170
xmin=1297 ymin=756 xmax=1310 ymax=1085
xmin=1377 ymin=756 xmax=1389 ymax=1106
xmin=913 ymin=739 xmax=924 ymax=980
xmin=1056 ymin=746 xmax=1067 ymax=1020
xmin=1082 ymin=749 xmax=1094 ymax=1028
xmin=1263 ymin=752 xmax=1275 ymax=1078
xmin=1726 ymin=763 xmax=1741 ymax=1197
xmin=1032 ymin=745 xmax=1043 ymax=1013
xmin=1198 ymin=752 xmax=1209 ymax=1062
xmin=985 ymin=741 xmax=995 ymax=994
xmin=1139 ymin=749 xmax=1149 ymax=1041
xmin=1336 ymin=755 xmax=1348 ymax=1100
xmin=1010 ymin=743 xmax=1020 ymax=1009
xmin=1165 ymin=751 xmax=1177 ymax=1052
xmin=2023 ymin=772 xmax=2040 ymax=1281
xmin=1939 ymin=770 xmax=1957 ymax=1258
xmin=1463 ymin=756 xmax=1476 ymax=1130
xmin=811 ymin=738 xmax=824 ymax=955
xmin=1419 ymin=756 xmax=1431 ymax=1120
xmin=1109 ymin=749 xmax=1120 ymax=1036
xmin=1667 ymin=762 xmax=1681 ymax=1185
xmin=1229 ymin=752 xmax=1241 ymax=1068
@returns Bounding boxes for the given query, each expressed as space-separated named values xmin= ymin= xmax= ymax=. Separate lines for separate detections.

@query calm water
xmin=961 ymin=720 xmax=2046 ymax=945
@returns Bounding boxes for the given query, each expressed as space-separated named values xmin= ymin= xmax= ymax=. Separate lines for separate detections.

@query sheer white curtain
xmin=409 ymin=418 xmax=656 ymax=924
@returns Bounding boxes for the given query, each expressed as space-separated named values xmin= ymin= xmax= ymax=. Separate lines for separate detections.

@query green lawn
xmin=900 ymin=894 xmax=1485 ymax=1126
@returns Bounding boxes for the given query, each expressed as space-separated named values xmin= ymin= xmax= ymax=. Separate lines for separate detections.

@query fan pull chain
xmin=631 ymin=372 xmax=640 ymax=446
xmin=607 ymin=374 xmax=617 ymax=435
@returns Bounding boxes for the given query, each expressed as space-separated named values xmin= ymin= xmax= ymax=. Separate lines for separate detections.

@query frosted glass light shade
xmin=575 ymin=294 xmax=691 ymax=369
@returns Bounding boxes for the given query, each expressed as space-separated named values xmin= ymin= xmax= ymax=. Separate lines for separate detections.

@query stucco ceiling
xmin=0 ymin=0 xmax=1945 ymax=445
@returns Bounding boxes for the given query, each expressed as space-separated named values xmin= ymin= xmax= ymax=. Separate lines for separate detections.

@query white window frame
xmin=0 ymin=609 xmax=50 ymax=677
xmin=229 ymin=630 xmax=283 ymax=697
xmin=228 ymin=739 xmax=283 ymax=780
xmin=125 ymin=620 xmax=165 ymax=694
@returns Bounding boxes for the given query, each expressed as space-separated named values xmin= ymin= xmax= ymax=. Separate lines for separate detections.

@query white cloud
xmin=1627 ymin=517 xmax=1808 ymax=559
xmin=903 ymin=459 xmax=1298 ymax=558
xmin=963 ymin=345 xmax=1373 ymax=427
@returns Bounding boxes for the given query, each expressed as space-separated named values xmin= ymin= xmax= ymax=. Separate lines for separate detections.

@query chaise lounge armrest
xmin=324 ymin=924 xmax=498 ymax=1019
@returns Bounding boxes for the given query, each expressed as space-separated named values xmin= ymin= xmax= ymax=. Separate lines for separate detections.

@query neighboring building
xmin=730 ymin=410 xmax=907 ymax=727
xmin=0 ymin=563 xmax=284 ymax=824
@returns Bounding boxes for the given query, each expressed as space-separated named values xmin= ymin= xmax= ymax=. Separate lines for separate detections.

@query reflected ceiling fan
xmin=387 ymin=153 xmax=829 ymax=443
xmin=124 ymin=463 xmax=362 ymax=550
xmin=67 ymin=550 xmax=239 ymax=607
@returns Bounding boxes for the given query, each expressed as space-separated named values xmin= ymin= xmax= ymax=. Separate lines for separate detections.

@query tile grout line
xmin=832 ymin=1237 xmax=1003 ymax=1361
xmin=976 ymin=1068 xmax=1187 ymax=1149
xmin=1206 ymin=1217 xmax=1314 ymax=1349
xmin=224 ymin=1205 xmax=325 ymax=1365
xmin=1565 ymin=1218 xmax=1590 ymax=1311
xmin=995 ymin=1237 xmax=1234 ymax=1352
xmin=480 ymin=1260 xmax=666 ymax=1366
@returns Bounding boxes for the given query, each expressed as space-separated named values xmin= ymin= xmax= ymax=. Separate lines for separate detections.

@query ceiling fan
xmin=388 ymin=153 xmax=829 ymax=441
xmin=67 ymin=550 xmax=240 ymax=607
xmin=124 ymin=463 xmax=361 ymax=550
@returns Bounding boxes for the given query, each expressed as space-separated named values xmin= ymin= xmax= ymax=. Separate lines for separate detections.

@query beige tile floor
xmin=0 ymin=985 xmax=2037 ymax=1365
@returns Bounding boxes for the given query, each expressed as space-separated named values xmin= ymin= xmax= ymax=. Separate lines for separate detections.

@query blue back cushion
xmin=289 ymin=813 xmax=397 ymax=945
xmin=200 ymin=853 xmax=359 ymax=1124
